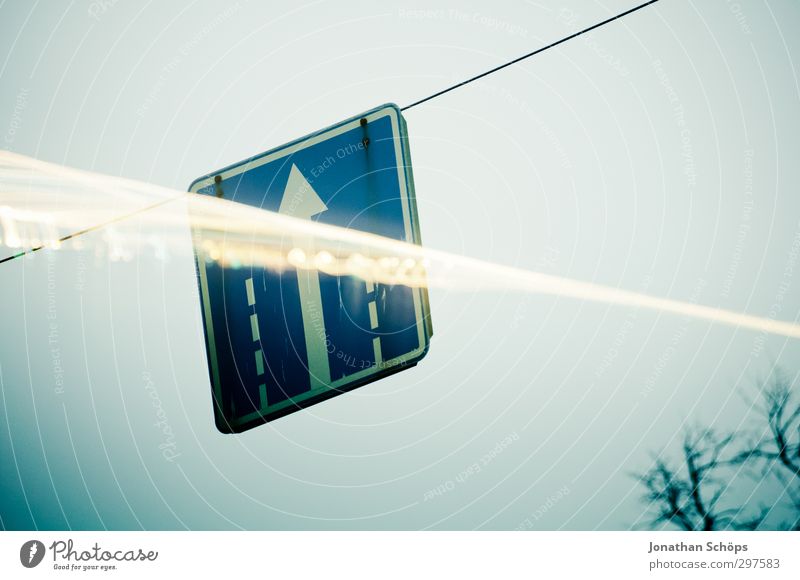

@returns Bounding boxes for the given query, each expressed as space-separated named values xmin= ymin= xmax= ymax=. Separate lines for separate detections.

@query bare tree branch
xmin=635 ymin=429 xmax=751 ymax=530
xmin=635 ymin=367 xmax=800 ymax=531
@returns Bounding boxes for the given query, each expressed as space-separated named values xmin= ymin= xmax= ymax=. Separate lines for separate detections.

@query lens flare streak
xmin=1 ymin=150 xmax=799 ymax=340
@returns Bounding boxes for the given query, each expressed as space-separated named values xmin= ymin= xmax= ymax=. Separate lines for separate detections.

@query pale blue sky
xmin=1 ymin=0 xmax=799 ymax=530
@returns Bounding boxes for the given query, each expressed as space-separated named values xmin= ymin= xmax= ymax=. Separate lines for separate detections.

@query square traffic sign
xmin=189 ymin=104 xmax=432 ymax=433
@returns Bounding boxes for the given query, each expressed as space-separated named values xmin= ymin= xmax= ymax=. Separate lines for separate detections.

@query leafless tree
xmin=635 ymin=370 xmax=799 ymax=530
xmin=735 ymin=370 xmax=800 ymax=530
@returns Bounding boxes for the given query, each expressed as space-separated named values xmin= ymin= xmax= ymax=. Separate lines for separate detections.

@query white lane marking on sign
xmin=372 ymin=337 xmax=382 ymax=367
xmin=245 ymin=277 xmax=256 ymax=306
xmin=255 ymin=350 xmax=265 ymax=376
xmin=250 ymin=313 xmax=260 ymax=341
xmin=246 ymin=276 xmax=266 ymax=408
xmin=370 ymin=312 xmax=382 ymax=366
xmin=368 ymin=301 xmax=379 ymax=330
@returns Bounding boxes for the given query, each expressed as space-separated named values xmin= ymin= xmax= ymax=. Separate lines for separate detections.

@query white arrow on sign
xmin=279 ymin=164 xmax=332 ymax=390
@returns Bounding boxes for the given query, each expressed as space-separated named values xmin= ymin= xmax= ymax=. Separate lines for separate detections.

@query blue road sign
xmin=189 ymin=104 xmax=432 ymax=433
